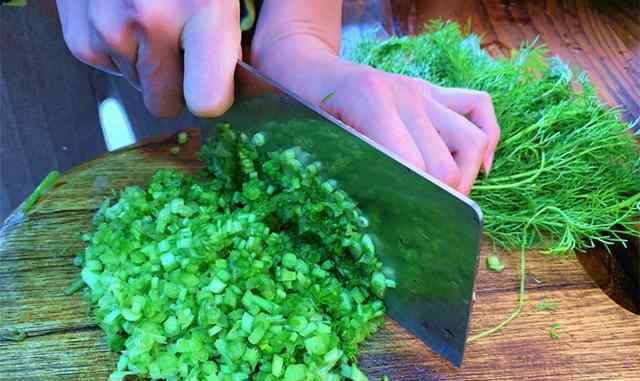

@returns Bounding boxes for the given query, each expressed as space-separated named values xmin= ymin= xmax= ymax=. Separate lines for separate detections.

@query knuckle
xmin=353 ymin=70 xmax=389 ymax=97
xmin=471 ymin=129 xmax=489 ymax=151
xmin=144 ymin=95 xmax=183 ymax=118
xmin=88 ymin=4 xmax=130 ymax=52
xmin=401 ymin=77 xmax=422 ymax=94
xmin=476 ymin=90 xmax=493 ymax=105
xmin=128 ymin=0 xmax=155 ymax=28
xmin=91 ymin=24 xmax=123 ymax=51
xmin=403 ymin=151 xmax=425 ymax=172
xmin=128 ymin=0 xmax=174 ymax=31
xmin=64 ymin=37 xmax=100 ymax=66
xmin=440 ymin=163 xmax=461 ymax=187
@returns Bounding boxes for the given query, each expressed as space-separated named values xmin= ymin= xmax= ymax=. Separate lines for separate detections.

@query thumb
xmin=181 ymin=0 xmax=241 ymax=117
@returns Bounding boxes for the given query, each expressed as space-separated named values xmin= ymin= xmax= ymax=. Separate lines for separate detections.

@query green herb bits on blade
xmin=78 ymin=124 xmax=394 ymax=381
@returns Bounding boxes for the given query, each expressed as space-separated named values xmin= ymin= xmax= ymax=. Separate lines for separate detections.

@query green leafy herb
xmin=351 ymin=21 xmax=640 ymax=343
xmin=549 ymin=323 xmax=562 ymax=340
xmin=486 ymin=255 xmax=505 ymax=272
xmin=23 ymin=170 xmax=61 ymax=213
xmin=78 ymin=124 xmax=390 ymax=380
xmin=536 ymin=298 xmax=559 ymax=311
xmin=169 ymin=146 xmax=180 ymax=156
xmin=350 ymin=21 xmax=640 ymax=254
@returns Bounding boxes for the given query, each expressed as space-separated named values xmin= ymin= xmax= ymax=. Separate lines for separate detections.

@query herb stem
xmin=467 ymin=237 xmax=527 ymax=343
xmin=23 ymin=170 xmax=61 ymax=212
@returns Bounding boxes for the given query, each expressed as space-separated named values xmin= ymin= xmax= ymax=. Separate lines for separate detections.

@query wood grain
xmin=390 ymin=0 xmax=640 ymax=126
xmin=2 ymin=129 xmax=639 ymax=381
xmin=0 ymin=3 xmax=110 ymax=220
xmin=2 ymin=1 xmax=640 ymax=380
xmin=0 ymin=329 xmax=117 ymax=381
xmin=3 ymin=287 xmax=639 ymax=381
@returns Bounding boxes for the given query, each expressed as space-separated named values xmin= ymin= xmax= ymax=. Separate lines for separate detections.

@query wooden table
xmin=1 ymin=129 xmax=638 ymax=381
xmin=389 ymin=0 xmax=640 ymax=125
xmin=2 ymin=1 xmax=639 ymax=380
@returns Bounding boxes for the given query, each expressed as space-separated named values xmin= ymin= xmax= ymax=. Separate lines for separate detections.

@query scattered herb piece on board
xmin=536 ymin=298 xmax=559 ymax=312
xmin=64 ymin=278 xmax=85 ymax=296
xmin=177 ymin=131 xmax=189 ymax=145
xmin=486 ymin=255 xmax=505 ymax=272
xmin=78 ymin=124 xmax=392 ymax=381
xmin=169 ymin=146 xmax=180 ymax=156
xmin=549 ymin=323 xmax=562 ymax=340
xmin=22 ymin=170 xmax=61 ymax=213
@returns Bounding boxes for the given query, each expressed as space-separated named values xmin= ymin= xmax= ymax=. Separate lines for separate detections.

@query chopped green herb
xmin=64 ymin=278 xmax=85 ymax=296
xmin=536 ymin=298 xmax=559 ymax=311
xmin=72 ymin=254 xmax=83 ymax=267
xmin=79 ymin=124 xmax=385 ymax=380
xmin=177 ymin=131 xmax=188 ymax=145
xmin=23 ymin=170 xmax=61 ymax=212
xmin=284 ymin=364 xmax=306 ymax=381
xmin=321 ymin=91 xmax=336 ymax=103
xmin=486 ymin=255 xmax=505 ymax=272
xmin=549 ymin=323 xmax=562 ymax=340
xmin=169 ymin=146 xmax=180 ymax=155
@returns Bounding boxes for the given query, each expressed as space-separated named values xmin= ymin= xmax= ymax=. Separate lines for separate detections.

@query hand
xmin=56 ymin=0 xmax=241 ymax=117
xmin=251 ymin=0 xmax=500 ymax=195
xmin=318 ymin=63 xmax=500 ymax=195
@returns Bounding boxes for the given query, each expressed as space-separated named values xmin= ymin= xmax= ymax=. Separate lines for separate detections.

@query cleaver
xmin=201 ymin=62 xmax=483 ymax=367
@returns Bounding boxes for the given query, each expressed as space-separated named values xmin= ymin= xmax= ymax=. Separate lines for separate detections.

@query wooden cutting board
xmin=1 ymin=129 xmax=638 ymax=381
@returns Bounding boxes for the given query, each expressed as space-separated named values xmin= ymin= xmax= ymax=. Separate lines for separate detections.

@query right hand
xmin=56 ymin=0 xmax=241 ymax=117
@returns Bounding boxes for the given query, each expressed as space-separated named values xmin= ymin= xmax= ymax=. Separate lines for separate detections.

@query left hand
xmin=251 ymin=0 xmax=500 ymax=195
xmin=316 ymin=62 xmax=500 ymax=194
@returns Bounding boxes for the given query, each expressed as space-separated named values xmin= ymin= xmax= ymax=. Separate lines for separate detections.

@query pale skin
xmin=56 ymin=0 xmax=500 ymax=195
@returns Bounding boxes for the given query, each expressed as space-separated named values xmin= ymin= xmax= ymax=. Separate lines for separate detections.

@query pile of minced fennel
xmin=79 ymin=125 xmax=392 ymax=381
xmin=75 ymin=22 xmax=639 ymax=381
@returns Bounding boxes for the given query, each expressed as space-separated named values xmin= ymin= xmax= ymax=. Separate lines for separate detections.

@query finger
xmin=88 ymin=0 xmax=139 ymax=88
xmin=428 ymin=85 xmax=500 ymax=173
xmin=136 ymin=36 xmax=184 ymax=117
xmin=424 ymin=100 xmax=488 ymax=195
xmin=182 ymin=1 xmax=241 ymax=116
xmin=129 ymin=3 xmax=186 ymax=117
xmin=399 ymin=106 xmax=461 ymax=190
xmin=321 ymin=75 xmax=427 ymax=172
xmin=56 ymin=0 xmax=119 ymax=75
xmin=365 ymin=112 xmax=427 ymax=173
